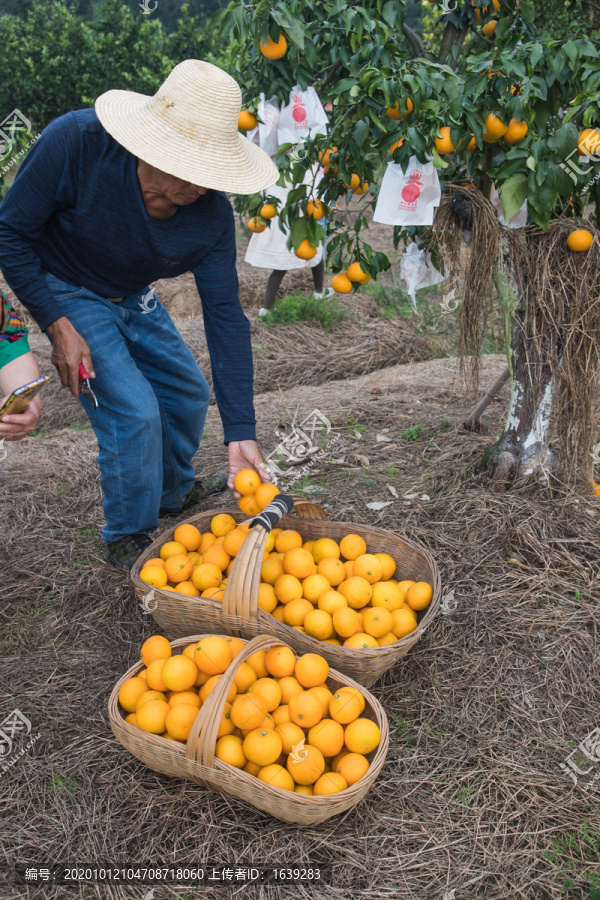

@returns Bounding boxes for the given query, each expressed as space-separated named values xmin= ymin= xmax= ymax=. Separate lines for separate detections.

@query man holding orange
xmin=0 ymin=61 xmax=276 ymax=569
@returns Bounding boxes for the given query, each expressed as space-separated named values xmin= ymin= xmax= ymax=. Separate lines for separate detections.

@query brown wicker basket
xmin=130 ymin=500 xmax=441 ymax=687
xmin=108 ymin=634 xmax=389 ymax=825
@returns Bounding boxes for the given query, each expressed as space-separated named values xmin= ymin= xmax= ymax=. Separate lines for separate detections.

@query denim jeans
xmin=45 ymin=275 xmax=210 ymax=543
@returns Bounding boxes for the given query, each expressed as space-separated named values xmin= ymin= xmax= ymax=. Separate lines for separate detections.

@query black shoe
xmin=105 ymin=532 xmax=153 ymax=571
xmin=159 ymin=473 xmax=228 ymax=518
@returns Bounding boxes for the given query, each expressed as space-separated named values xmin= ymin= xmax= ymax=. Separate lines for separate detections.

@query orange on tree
xmin=331 ymin=272 xmax=353 ymax=293
xmin=434 ymin=126 xmax=455 ymax=155
xmin=238 ymin=109 xmax=258 ymax=131
xmin=260 ymin=203 xmax=277 ymax=219
xmin=295 ymin=238 xmax=317 ymax=260
xmin=386 ymin=97 xmax=413 ymax=120
xmin=248 ymin=216 xmax=266 ymax=233
xmin=567 ymin=229 xmax=593 ymax=252
xmin=306 ymin=199 xmax=326 ymax=220
xmin=503 ymin=119 xmax=528 ymax=144
xmin=483 ymin=112 xmax=508 ymax=141
xmin=346 ymin=262 xmax=370 ymax=284
xmin=318 ymin=146 xmax=338 ymax=173
xmin=260 ymin=34 xmax=288 ymax=59
xmin=389 ymin=137 xmax=405 ymax=156
xmin=482 ymin=20 xmax=497 ymax=36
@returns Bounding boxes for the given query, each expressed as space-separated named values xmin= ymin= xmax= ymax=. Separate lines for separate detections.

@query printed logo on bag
xmin=292 ymin=93 xmax=307 ymax=127
xmin=398 ymin=170 xmax=423 ymax=210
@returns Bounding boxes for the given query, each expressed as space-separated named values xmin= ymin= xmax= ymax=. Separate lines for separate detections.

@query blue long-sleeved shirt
xmin=0 ymin=108 xmax=256 ymax=443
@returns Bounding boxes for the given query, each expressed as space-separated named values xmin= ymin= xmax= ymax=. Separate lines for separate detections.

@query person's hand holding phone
xmin=0 ymin=392 xmax=41 ymax=440
xmin=46 ymin=316 xmax=95 ymax=398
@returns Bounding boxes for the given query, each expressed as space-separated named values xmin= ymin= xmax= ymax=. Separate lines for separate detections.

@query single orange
xmin=159 ymin=540 xmax=187 ymax=561
xmin=164 ymin=554 xmax=193 ymax=583
xmin=371 ymin=581 xmax=404 ymax=612
xmin=312 ymin=538 xmax=340 ymax=563
xmin=216 ymin=702 xmax=235 ymax=738
xmin=118 ymin=677 xmax=149 ymax=713
xmin=222 ymin=528 xmax=246 ymax=557
xmin=303 ymin=609 xmax=334 ymax=640
xmin=344 ymin=717 xmax=381 ymax=754
xmin=567 ymin=229 xmax=594 ymax=252
xmin=258 ymin=582 xmax=278 ymax=613
xmin=164 ymin=703 xmax=199 ymax=741
xmin=278 ymin=676 xmax=304 ymax=704
xmin=230 ymin=693 xmax=268 ymax=731
xmin=216 ymin=734 xmax=246 ymax=768
xmin=302 ymin=573 xmax=331 ymax=603
xmin=434 ymin=126 xmax=455 ymax=154
xmin=295 ymin=239 xmax=317 ymax=260
xmin=295 ymin=653 xmax=329 ymax=688
xmin=202 ymin=545 xmax=230 ymax=571
xmin=174 ymin=580 xmax=200 ymax=597
xmin=136 ymin=699 xmax=169 ymax=734
xmin=139 ymin=566 xmax=168 ymax=589
xmin=264 ymin=645 xmax=296 ymax=678
xmin=313 ymin=772 xmax=348 ymax=794
xmin=233 ymin=661 xmax=257 ymax=693
xmin=390 ymin=607 xmax=418 ymax=638
xmin=274 ymin=573 xmax=303 ymax=604
xmin=210 ymin=514 xmax=237 ymax=537
xmin=161 ymin=654 xmax=198 ymax=692
xmin=257 ymin=763 xmax=295 ymax=790
xmin=406 ymin=581 xmax=433 ymax=610
xmin=308 ymin=718 xmax=345 ymax=757
xmin=352 ymin=554 xmax=383 ymax=585
xmin=243 ymin=727 xmax=283 ymax=766
xmin=261 ymin=556 xmax=285 ymax=585
xmin=306 ymin=199 xmax=326 ymax=220
xmin=283 ymin=547 xmax=315 ymax=580
xmin=332 ymin=606 xmax=360 ymax=638
xmin=329 ymin=690 xmax=363 ymax=724
xmin=254 ymin=482 xmax=280 ymax=510
xmin=389 ymin=138 xmax=405 ymax=156
xmin=275 ymin=721 xmax=305 ymax=754
xmin=233 ymin=468 xmax=260 ymax=495
xmin=193 ymin=636 xmax=233 ymax=675
xmin=362 ymin=607 xmax=393 ymax=638
xmin=238 ymin=495 xmax=260 ymax=516
xmin=336 ymin=752 xmax=370 ymax=785
xmin=283 ymin=597 xmax=313 ymax=627
xmin=288 ymin=692 xmax=323 ymax=728
xmin=169 ymin=690 xmax=201 ymax=709
xmin=259 ymin=34 xmax=288 ymax=59
xmin=343 ymin=632 xmax=378 ymax=649
xmin=331 ymin=273 xmax=353 ymax=294
xmin=238 ymin=110 xmax=258 ymax=131
xmin=248 ymin=677 xmax=282 ymax=712
xmin=145 ymin=658 xmax=169 ymax=691
xmin=199 ymin=674 xmax=237 ymax=704
xmin=318 ymin=588 xmax=348 ymax=615
xmin=260 ymin=203 xmax=277 ymax=219
xmin=246 ymin=648 xmax=268 ymax=678
xmin=275 ymin=530 xmax=303 ymax=553
xmin=317 ymin=557 xmax=346 ymax=586
xmin=339 ymin=534 xmax=367 ymax=560
xmin=192 ymin=563 xmax=223 ymax=592
xmin=338 ymin=576 xmax=372 ymax=609
xmin=374 ymin=552 xmax=396 ymax=580
xmin=286 ymin=744 xmax=325 ymax=785
xmin=173 ymin=523 xmax=202 ymax=551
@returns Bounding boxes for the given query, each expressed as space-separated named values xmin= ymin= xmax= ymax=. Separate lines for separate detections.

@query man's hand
xmin=46 ymin=316 xmax=94 ymax=398
xmin=0 ymin=393 xmax=41 ymax=440
xmin=227 ymin=439 xmax=271 ymax=497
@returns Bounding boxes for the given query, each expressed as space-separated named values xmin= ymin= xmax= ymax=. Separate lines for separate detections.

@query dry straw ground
xmin=1 ymin=270 xmax=600 ymax=899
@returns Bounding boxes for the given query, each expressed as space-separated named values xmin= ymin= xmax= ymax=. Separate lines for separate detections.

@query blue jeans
xmin=45 ymin=275 xmax=210 ymax=543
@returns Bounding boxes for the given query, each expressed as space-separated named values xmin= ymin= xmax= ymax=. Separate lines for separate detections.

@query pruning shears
xmin=78 ymin=363 xmax=98 ymax=409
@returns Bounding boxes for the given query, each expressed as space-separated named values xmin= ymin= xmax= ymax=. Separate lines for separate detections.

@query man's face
xmin=153 ymin=168 xmax=207 ymax=205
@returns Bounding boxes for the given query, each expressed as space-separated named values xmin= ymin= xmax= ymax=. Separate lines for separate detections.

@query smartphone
xmin=0 ymin=374 xmax=50 ymax=418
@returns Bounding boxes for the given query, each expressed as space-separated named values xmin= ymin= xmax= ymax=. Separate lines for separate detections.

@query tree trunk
xmin=477 ymin=232 xmax=559 ymax=489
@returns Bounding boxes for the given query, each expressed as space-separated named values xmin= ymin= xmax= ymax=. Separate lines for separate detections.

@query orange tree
xmin=215 ymin=0 xmax=600 ymax=490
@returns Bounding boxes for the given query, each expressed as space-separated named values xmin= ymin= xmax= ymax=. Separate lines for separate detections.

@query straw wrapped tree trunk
xmin=478 ymin=232 xmax=558 ymax=489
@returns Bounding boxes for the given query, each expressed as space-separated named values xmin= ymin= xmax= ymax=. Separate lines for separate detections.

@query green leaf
xmin=529 ymin=43 xmax=544 ymax=69
xmin=331 ymin=78 xmax=360 ymax=95
xmin=499 ymin=173 xmax=528 ymax=221
xmin=564 ymin=41 xmax=578 ymax=65
xmin=353 ymin=119 xmax=369 ymax=148
xmin=494 ymin=18 xmax=511 ymax=39
xmin=382 ymin=0 xmax=396 ymax=28
xmin=432 ymin=147 xmax=449 ymax=170
xmin=547 ymin=123 xmax=579 ymax=157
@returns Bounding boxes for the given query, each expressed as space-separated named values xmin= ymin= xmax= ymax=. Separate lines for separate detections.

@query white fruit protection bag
xmin=277 ymin=85 xmax=328 ymax=144
xmin=247 ymin=94 xmax=281 ymax=157
xmin=492 ymin=186 xmax=528 ymax=228
xmin=373 ymin=156 xmax=442 ymax=227
xmin=400 ymin=242 xmax=446 ymax=309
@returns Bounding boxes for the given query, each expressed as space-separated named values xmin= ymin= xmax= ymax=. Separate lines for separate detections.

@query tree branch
xmin=582 ymin=0 xmax=600 ymax=11
xmin=402 ymin=23 xmax=434 ymax=61
xmin=437 ymin=21 xmax=467 ymax=66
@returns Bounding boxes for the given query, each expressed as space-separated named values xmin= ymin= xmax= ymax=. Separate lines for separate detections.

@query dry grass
xmin=1 ymin=352 xmax=600 ymax=900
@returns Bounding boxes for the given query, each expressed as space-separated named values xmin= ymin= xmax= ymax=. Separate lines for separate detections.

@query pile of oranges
xmin=138 ymin=468 xmax=433 ymax=646
xmin=118 ymin=635 xmax=380 ymax=795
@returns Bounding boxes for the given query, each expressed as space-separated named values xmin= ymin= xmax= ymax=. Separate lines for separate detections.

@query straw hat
xmin=95 ymin=59 xmax=278 ymax=194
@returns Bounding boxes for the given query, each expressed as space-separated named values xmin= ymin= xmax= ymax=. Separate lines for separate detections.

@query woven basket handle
xmin=292 ymin=497 xmax=328 ymax=520
xmin=185 ymin=635 xmax=291 ymax=769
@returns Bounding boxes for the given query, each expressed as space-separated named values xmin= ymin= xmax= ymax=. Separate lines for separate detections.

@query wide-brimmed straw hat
xmin=95 ymin=59 xmax=278 ymax=194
